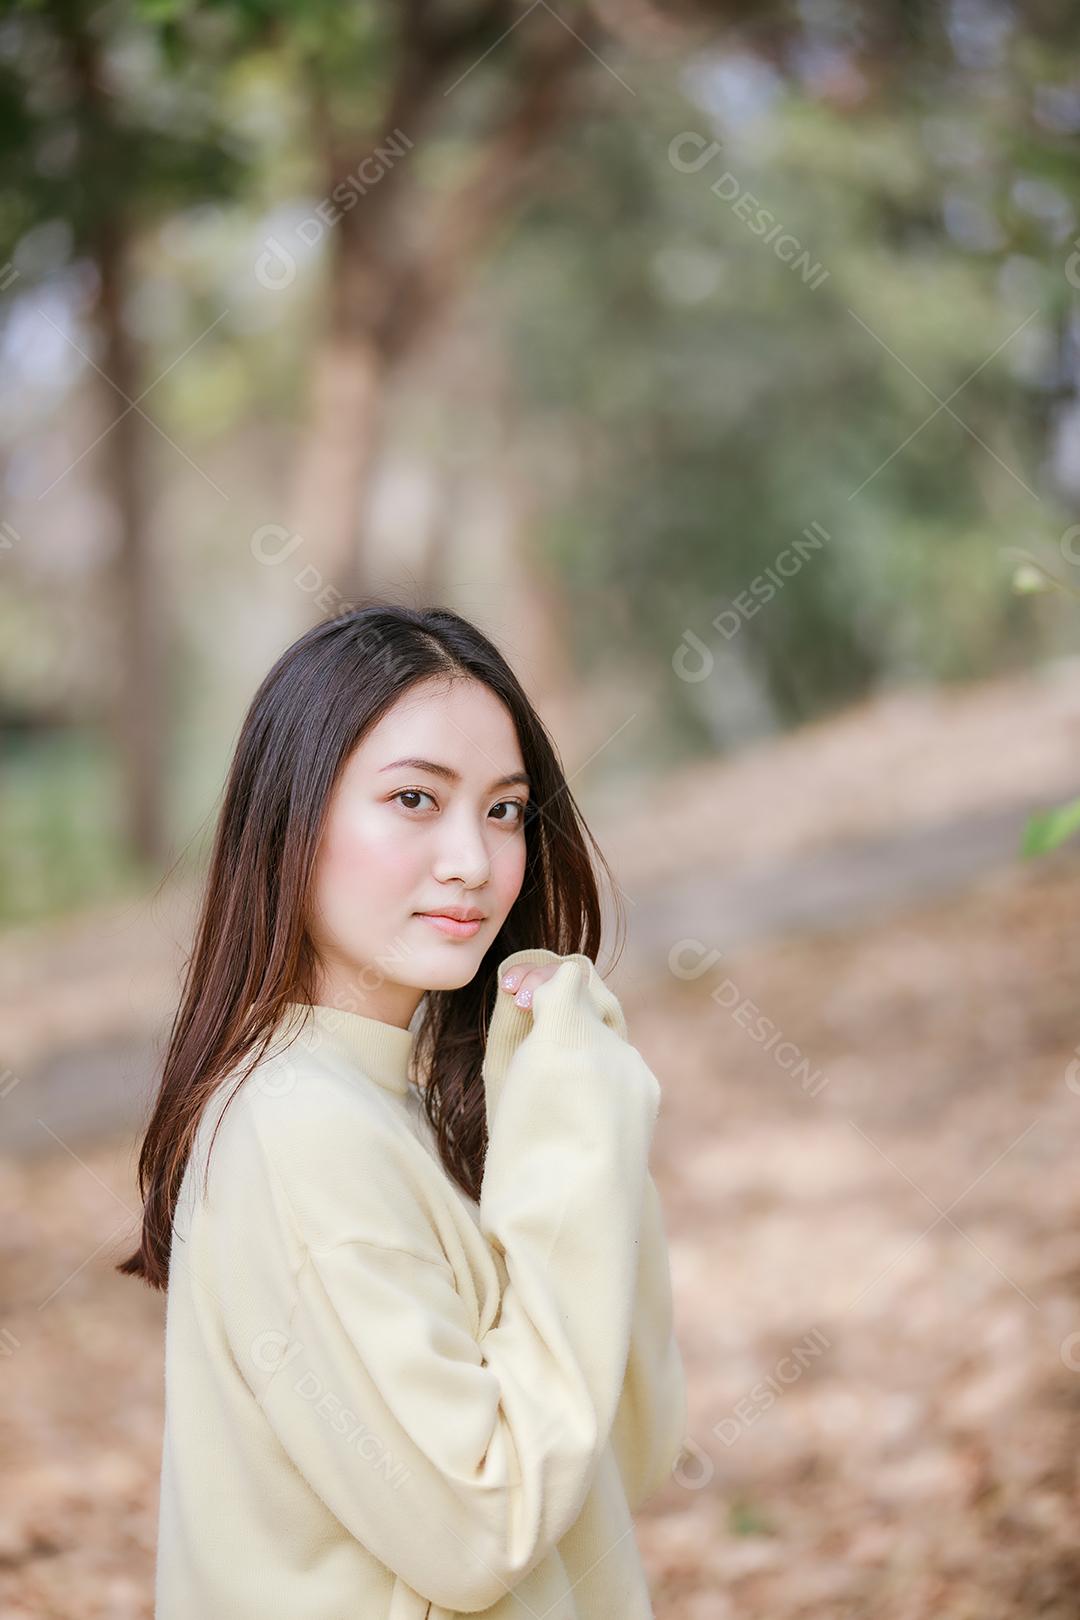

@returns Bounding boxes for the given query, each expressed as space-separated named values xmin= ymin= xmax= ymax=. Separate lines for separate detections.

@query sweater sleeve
xmin=486 ymin=947 xmax=687 ymax=1510
xmin=608 ymin=1170 xmax=688 ymax=1511
xmin=250 ymin=951 xmax=662 ymax=1614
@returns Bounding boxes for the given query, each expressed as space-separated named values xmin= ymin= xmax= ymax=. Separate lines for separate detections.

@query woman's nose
xmin=431 ymin=815 xmax=491 ymax=887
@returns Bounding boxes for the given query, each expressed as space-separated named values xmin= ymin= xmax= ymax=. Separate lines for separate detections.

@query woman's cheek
xmin=493 ymin=834 xmax=527 ymax=907
xmin=333 ymin=806 xmax=427 ymax=897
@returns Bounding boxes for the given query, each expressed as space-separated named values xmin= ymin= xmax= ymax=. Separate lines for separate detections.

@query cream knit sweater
xmin=154 ymin=947 xmax=686 ymax=1618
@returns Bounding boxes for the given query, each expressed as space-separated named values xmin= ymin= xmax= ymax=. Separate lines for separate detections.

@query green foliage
xmin=1023 ymin=796 xmax=1080 ymax=857
xmin=480 ymin=29 xmax=1080 ymax=747
xmin=0 ymin=731 xmax=147 ymax=923
xmin=0 ymin=1 xmax=250 ymax=262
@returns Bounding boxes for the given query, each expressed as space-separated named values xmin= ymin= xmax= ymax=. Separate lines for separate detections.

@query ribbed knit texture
xmin=154 ymin=948 xmax=687 ymax=1619
xmin=278 ymin=1000 xmax=416 ymax=1094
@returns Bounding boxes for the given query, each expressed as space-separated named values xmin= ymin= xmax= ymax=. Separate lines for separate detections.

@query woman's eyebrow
xmin=378 ymin=757 xmax=532 ymax=792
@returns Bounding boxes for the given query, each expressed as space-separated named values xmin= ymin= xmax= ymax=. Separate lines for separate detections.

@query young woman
xmin=120 ymin=604 xmax=686 ymax=1620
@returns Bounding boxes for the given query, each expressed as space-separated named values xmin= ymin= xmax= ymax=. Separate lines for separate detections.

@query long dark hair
xmin=118 ymin=603 xmax=624 ymax=1290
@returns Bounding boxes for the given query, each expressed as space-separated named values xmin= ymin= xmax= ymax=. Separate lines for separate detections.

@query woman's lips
xmin=415 ymin=913 xmax=484 ymax=939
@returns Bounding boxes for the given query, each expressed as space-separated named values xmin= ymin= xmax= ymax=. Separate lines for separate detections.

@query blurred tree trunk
xmin=288 ymin=304 xmax=387 ymax=611
xmin=288 ymin=7 xmax=591 ymax=607
xmin=97 ymin=226 xmax=166 ymax=864
xmin=69 ymin=14 xmax=166 ymax=864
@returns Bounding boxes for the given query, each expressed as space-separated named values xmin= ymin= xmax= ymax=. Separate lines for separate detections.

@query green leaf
xmin=1011 ymin=562 xmax=1052 ymax=594
xmin=728 ymin=1496 xmax=777 ymax=1537
xmin=1022 ymin=796 xmax=1080 ymax=857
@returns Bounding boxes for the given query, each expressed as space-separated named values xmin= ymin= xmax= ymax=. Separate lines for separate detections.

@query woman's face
xmin=307 ymin=676 xmax=531 ymax=1027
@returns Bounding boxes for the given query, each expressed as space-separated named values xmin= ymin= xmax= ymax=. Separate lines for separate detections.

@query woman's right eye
xmin=393 ymin=789 xmax=437 ymax=811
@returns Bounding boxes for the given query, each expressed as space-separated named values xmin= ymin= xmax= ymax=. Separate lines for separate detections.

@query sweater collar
xmin=280 ymin=1002 xmax=416 ymax=1095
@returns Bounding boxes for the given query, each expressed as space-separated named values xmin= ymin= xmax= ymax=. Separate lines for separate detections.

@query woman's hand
xmin=499 ymin=961 xmax=563 ymax=1010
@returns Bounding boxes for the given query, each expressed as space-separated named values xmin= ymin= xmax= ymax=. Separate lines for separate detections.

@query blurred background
xmin=4 ymin=0 xmax=1080 ymax=1614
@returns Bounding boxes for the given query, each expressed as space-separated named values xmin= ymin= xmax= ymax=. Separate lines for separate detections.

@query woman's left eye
xmin=490 ymin=800 xmax=526 ymax=825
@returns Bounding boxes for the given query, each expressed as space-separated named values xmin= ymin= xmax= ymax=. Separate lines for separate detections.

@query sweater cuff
xmin=483 ymin=949 xmax=630 ymax=1135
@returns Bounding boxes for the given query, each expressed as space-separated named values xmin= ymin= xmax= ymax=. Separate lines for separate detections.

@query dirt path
xmin=637 ymin=850 xmax=1080 ymax=1618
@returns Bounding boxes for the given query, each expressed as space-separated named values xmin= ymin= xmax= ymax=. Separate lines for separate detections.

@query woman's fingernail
xmin=514 ymin=986 xmax=532 ymax=1008
xmin=502 ymin=970 xmax=520 ymax=990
